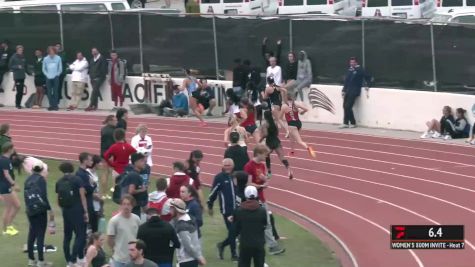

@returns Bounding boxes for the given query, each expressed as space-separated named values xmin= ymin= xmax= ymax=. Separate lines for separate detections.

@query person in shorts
xmin=32 ymin=49 xmax=46 ymax=109
xmin=0 ymin=142 xmax=21 ymax=236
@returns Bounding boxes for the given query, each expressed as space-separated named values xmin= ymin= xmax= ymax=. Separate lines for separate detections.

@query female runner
xmin=281 ymin=95 xmax=316 ymax=158
xmin=262 ymin=77 xmax=289 ymax=137
xmin=224 ymin=117 xmax=248 ymax=149
xmin=260 ymin=110 xmax=293 ymax=180
xmin=239 ymin=98 xmax=261 ymax=144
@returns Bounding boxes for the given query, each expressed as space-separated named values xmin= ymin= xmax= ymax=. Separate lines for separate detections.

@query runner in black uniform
xmin=262 ymin=77 xmax=289 ymax=137
xmin=259 ymin=110 xmax=293 ymax=180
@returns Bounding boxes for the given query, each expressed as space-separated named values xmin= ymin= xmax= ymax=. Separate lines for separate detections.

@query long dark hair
xmin=187 ymin=150 xmax=203 ymax=168
xmin=456 ymin=108 xmax=467 ymax=120
xmin=264 ymin=110 xmax=278 ymax=136
xmin=10 ymin=152 xmax=26 ymax=175
xmin=185 ymin=184 xmax=203 ymax=210
xmin=87 ymin=233 xmax=101 ymax=248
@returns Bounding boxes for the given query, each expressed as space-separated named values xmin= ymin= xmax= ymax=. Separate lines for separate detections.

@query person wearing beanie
xmin=234 ymin=186 xmax=267 ymax=267
xmin=170 ymin=198 xmax=206 ymax=267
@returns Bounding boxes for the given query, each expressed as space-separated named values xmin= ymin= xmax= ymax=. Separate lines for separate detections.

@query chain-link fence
xmin=1 ymin=11 xmax=474 ymax=93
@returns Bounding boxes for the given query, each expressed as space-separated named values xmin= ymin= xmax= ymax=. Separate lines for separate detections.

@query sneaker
xmin=206 ymin=112 xmax=213 ymax=117
xmin=471 ymin=140 xmax=475 ymax=145
xmin=420 ymin=132 xmax=430 ymax=139
xmin=28 ymin=259 xmax=37 ymax=267
xmin=32 ymin=105 xmax=40 ymax=109
xmin=288 ymin=170 xmax=294 ymax=180
xmin=349 ymin=124 xmax=357 ymax=128
xmin=444 ymin=135 xmax=452 ymax=140
xmin=267 ymin=172 xmax=272 ymax=179
xmin=45 ymin=244 xmax=57 ymax=253
xmin=231 ymin=255 xmax=239 ymax=262
xmin=339 ymin=124 xmax=349 ymax=129
xmin=269 ymin=246 xmax=285 ymax=255
xmin=6 ymin=225 xmax=19 ymax=236
xmin=216 ymin=242 xmax=224 ymax=260
xmin=307 ymin=146 xmax=316 ymax=158
xmin=432 ymin=132 xmax=441 ymax=138
xmin=112 ymin=107 xmax=119 ymax=111
xmin=285 ymin=132 xmax=290 ymax=139
xmin=77 ymin=258 xmax=85 ymax=266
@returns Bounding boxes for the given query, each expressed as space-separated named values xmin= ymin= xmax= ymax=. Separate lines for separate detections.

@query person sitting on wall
xmin=285 ymin=51 xmax=313 ymax=102
xmin=163 ymin=85 xmax=188 ymax=117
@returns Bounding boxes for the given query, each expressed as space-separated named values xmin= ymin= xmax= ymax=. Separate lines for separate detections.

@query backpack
xmin=56 ymin=175 xmax=78 ymax=208
xmin=24 ymin=175 xmax=49 ymax=216
xmin=112 ymin=172 xmax=129 ymax=204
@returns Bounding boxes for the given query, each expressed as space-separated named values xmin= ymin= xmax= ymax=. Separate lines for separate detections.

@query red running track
xmin=2 ymin=110 xmax=475 ymax=267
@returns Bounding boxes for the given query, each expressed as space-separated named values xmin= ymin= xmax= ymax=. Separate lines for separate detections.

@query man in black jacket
xmin=208 ymin=158 xmax=238 ymax=261
xmin=9 ymin=45 xmax=30 ymax=109
xmin=0 ymin=40 xmax=13 ymax=93
xmin=86 ymin=47 xmax=108 ymax=111
xmin=234 ymin=186 xmax=267 ymax=267
xmin=137 ymin=208 xmax=180 ymax=267
xmin=341 ymin=57 xmax=372 ymax=129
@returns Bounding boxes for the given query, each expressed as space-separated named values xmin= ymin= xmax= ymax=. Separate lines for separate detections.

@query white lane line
xmin=9 ymin=123 xmax=475 ymax=182
xmin=3 ymin=113 xmax=474 ymax=158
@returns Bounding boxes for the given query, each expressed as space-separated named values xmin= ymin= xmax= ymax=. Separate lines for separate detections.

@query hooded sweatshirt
xmin=166 ymin=172 xmax=191 ymax=199
xmin=297 ymin=51 xmax=313 ymax=83
xmin=148 ymin=191 xmax=173 ymax=222
xmin=137 ymin=216 xmax=180 ymax=264
xmin=174 ymin=213 xmax=203 ymax=264
xmin=234 ymin=199 xmax=267 ymax=248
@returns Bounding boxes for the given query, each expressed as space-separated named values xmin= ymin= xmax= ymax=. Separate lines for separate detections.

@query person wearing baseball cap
xmin=234 ymin=186 xmax=268 ymax=267
xmin=170 ymin=198 xmax=206 ymax=267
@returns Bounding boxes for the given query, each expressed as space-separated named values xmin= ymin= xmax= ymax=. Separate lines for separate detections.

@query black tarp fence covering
xmin=364 ymin=21 xmax=433 ymax=90
xmin=1 ymin=10 xmax=475 ymax=93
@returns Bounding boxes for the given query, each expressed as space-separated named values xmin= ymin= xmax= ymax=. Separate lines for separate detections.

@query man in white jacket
xmin=131 ymin=124 xmax=153 ymax=187
xmin=67 ymin=52 xmax=89 ymax=111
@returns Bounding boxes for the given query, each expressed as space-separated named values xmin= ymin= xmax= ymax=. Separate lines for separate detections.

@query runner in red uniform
xmin=239 ymin=98 xmax=261 ymax=144
xmin=281 ymin=95 xmax=316 ymax=158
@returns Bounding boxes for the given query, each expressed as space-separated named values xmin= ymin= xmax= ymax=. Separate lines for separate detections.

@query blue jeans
xmin=46 ymin=77 xmax=60 ymax=108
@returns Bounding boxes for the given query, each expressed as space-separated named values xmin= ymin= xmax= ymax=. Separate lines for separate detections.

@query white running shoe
xmin=420 ymin=132 xmax=430 ymax=139
xmin=432 ymin=132 xmax=441 ymax=138
xmin=444 ymin=135 xmax=452 ymax=140
xmin=339 ymin=124 xmax=349 ymax=129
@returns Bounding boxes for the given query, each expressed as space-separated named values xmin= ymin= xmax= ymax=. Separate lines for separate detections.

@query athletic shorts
xmin=245 ymin=125 xmax=257 ymax=134
xmin=0 ymin=183 xmax=12 ymax=195
xmin=288 ymin=120 xmax=302 ymax=130
xmin=34 ymin=77 xmax=46 ymax=88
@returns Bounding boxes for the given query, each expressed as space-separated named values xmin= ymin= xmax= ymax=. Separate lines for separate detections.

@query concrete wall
xmin=1 ymin=73 xmax=474 ymax=132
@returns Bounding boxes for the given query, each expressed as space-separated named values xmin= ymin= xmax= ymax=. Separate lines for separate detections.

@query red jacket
xmin=103 ymin=142 xmax=137 ymax=174
xmin=148 ymin=191 xmax=173 ymax=222
xmin=166 ymin=172 xmax=191 ymax=199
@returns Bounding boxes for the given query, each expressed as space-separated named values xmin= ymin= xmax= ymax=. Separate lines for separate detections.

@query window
xmin=20 ymin=5 xmax=57 ymax=12
xmin=307 ymin=0 xmax=327 ymax=5
xmin=201 ymin=0 xmax=220 ymax=3
xmin=367 ymin=0 xmax=389 ymax=6
xmin=61 ymin=4 xmax=107 ymax=12
xmin=0 ymin=7 xmax=14 ymax=12
xmin=442 ymin=0 xmax=463 ymax=6
xmin=224 ymin=0 xmax=242 ymax=3
xmin=111 ymin=3 xmax=126 ymax=10
xmin=391 ymin=0 xmax=412 ymax=6
xmin=284 ymin=0 xmax=304 ymax=5
xmin=467 ymin=0 xmax=475 ymax=5
xmin=452 ymin=14 xmax=475 ymax=23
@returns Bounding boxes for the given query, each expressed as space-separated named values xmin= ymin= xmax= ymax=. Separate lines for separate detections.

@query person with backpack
xmin=148 ymin=177 xmax=172 ymax=222
xmin=24 ymin=162 xmax=54 ymax=267
xmin=121 ymin=153 xmax=148 ymax=218
xmin=109 ymin=50 xmax=126 ymax=110
xmin=55 ymin=161 xmax=89 ymax=267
